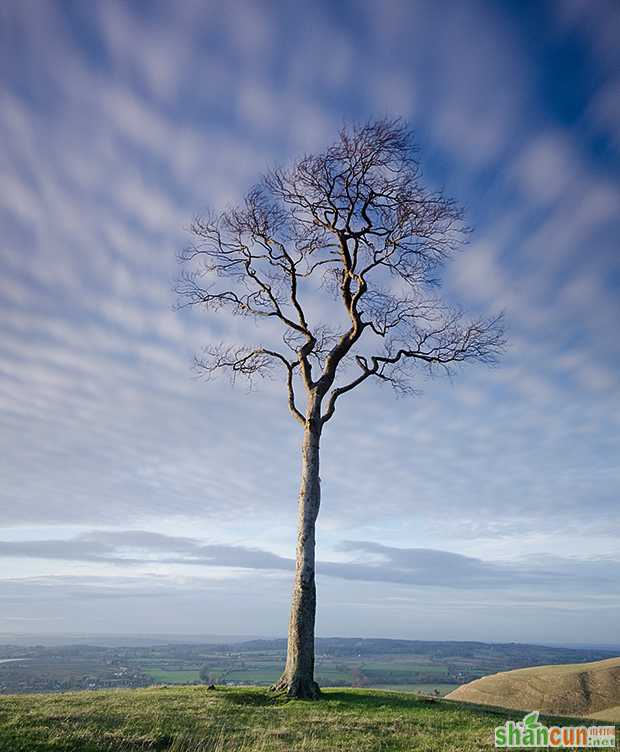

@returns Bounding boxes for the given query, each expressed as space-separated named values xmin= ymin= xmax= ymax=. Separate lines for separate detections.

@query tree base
xmin=271 ymin=674 xmax=321 ymax=699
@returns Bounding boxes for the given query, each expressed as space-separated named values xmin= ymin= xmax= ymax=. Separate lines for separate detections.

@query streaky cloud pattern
xmin=0 ymin=0 xmax=618 ymax=642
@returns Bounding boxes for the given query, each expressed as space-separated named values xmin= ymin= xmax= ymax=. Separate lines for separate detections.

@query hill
xmin=0 ymin=684 xmax=607 ymax=752
xmin=446 ymin=656 xmax=620 ymax=721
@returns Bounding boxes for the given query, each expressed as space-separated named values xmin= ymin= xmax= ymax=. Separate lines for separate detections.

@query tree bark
xmin=272 ymin=414 xmax=322 ymax=699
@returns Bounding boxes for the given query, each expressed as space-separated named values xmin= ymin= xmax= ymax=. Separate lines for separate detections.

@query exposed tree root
xmin=271 ymin=675 xmax=321 ymax=700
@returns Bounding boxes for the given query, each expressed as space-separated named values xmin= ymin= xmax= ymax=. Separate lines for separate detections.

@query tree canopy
xmin=177 ymin=119 xmax=505 ymax=424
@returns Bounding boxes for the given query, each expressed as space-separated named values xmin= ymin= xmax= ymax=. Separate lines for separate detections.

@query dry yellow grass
xmin=590 ymin=705 xmax=620 ymax=722
xmin=446 ymin=656 xmax=620 ymax=721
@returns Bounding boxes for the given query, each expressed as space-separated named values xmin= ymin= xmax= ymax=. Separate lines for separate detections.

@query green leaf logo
xmin=523 ymin=711 xmax=541 ymax=730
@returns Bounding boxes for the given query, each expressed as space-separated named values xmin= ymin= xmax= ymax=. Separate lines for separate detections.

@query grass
xmin=0 ymin=685 xmax=604 ymax=752
xmin=447 ymin=655 xmax=620 ymax=721
xmin=369 ymin=683 xmax=459 ymax=696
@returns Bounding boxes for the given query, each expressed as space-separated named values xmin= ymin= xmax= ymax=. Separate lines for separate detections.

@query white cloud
xmin=0 ymin=0 xmax=617 ymax=640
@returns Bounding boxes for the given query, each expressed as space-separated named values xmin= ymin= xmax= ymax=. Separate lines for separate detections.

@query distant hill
xmin=226 ymin=637 xmax=615 ymax=662
xmin=446 ymin=656 xmax=620 ymax=721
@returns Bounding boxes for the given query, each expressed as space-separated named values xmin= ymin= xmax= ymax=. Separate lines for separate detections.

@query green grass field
xmin=142 ymin=669 xmax=202 ymax=684
xmin=0 ymin=685 xmax=601 ymax=752
xmin=370 ymin=683 xmax=459 ymax=696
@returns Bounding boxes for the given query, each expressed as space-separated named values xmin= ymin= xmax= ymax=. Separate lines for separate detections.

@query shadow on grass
xmin=219 ymin=690 xmax=280 ymax=707
xmin=217 ymin=687 xmax=431 ymax=710
xmin=323 ymin=690 xmax=440 ymax=711
xmin=218 ymin=687 xmax=502 ymax=717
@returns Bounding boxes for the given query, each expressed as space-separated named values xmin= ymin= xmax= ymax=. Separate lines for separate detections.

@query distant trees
xmin=199 ymin=664 xmax=213 ymax=684
xmin=178 ymin=119 xmax=505 ymax=699
xmin=351 ymin=666 xmax=369 ymax=688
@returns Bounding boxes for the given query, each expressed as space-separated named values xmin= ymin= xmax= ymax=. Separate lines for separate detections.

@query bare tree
xmin=176 ymin=119 xmax=505 ymax=699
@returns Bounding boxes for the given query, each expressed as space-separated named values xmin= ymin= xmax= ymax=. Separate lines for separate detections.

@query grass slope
xmin=446 ymin=656 xmax=620 ymax=721
xmin=0 ymin=686 xmax=606 ymax=752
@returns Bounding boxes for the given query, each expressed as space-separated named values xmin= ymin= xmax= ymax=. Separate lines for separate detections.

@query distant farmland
xmin=1 ymin=638 xmax=615 ymax=695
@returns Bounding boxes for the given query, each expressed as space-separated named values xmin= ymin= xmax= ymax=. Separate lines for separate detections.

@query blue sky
xmin=0 ymin=0 xmax=619 ymax=643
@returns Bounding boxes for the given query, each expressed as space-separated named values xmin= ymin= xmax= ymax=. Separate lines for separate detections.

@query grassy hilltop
xmin=0 ymin=685 xmax=607 ymax=752
xmin=446 ymin=656 xmax=620 ymax=722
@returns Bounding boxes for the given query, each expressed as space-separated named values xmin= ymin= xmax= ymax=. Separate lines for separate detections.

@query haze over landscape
xmin=1 ymin=0 xmax=619 ymax=648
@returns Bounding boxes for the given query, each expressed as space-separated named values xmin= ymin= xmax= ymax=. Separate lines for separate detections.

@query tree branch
xmin=178 ymin=118 xmax=507 ymax=428
xmin=321 ymin=356 xmax=376 ymax=424
xmin=194 ymin=344 xmax=305 ymax=425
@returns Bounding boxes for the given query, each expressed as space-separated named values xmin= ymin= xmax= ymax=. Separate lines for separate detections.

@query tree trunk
xmin=272 ymin=417 xmax=322 ymax=699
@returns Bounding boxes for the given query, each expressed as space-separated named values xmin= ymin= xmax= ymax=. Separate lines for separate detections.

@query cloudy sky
xmin=1 ymin=0 xmax=619 ymax=644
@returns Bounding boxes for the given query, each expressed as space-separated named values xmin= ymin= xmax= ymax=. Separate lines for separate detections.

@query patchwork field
xmin=1 ymin=638 xmax=615 ymax=696
xmin=142 ymin=669 xmax=202 ymax=685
